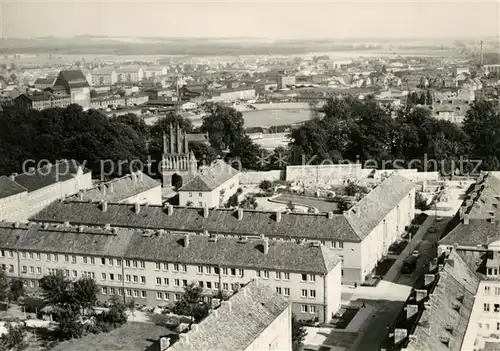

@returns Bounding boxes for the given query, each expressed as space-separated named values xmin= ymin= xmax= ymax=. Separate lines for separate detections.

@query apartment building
xmin=1 ymin=160 xmax=92 ymax=222
xmin=169 ymin=280 xmax=292 ymax=351
xmin=14 ymin=93 xmax=72 ymax=111
xmin=90 ymin=68 xmax=118 ymax=86
xmin=178 ymin=160 xmax=240 ymax=208
xmin=0 ymin=223 xmax=341 ymax=323
xmin=68 ymin=171 xmax=162 ymax=205
xmin=32 ymin=174 xmax=414 ymax=285
xmin=142 ymin=66 xmax=167 ymax=79
xmin=116 ymin=67 xmax=143 ymax=83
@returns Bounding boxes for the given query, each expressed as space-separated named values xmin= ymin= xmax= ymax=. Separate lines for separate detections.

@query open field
xmin=242 ymin=109 xmax=313 ymax=128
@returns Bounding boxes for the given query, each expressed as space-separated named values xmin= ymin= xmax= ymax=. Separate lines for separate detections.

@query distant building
xmin=210 ymin=87 xmax=256 ymax=102
xmin=116 ymin=67 xmax=144 ymax=83
xmin=0 ymin=160 xmax=92 ymax=222
xmin=53 ymin=70 xmax=91 ymax=109
xmin=169 ymin=280 xmax=292 ymax=351
xmin=33 ymin=77 xmax=56 ymax=90
xmin=142 ymin=66 xmax=167 ymax=79
xmin=178 ymin=160 xmax=240 ymax=208
xmin=452 ymin=66 xmax=470 ymax=76
xmin=483 ymin=64 xmax=500 ymax=74
xmin=91 ymin=68 xmax=118 ymax=86
xmin=277 ymin=74 xmax=296 ymax=89
xmin=69 ymin=171 xmax=162 ymax=205
xmin=14 ymin=93 xmax=71 ymax=111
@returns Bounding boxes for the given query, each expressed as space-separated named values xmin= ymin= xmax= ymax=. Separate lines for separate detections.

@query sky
xmin=2 ymin=0 xmax=499 ymax=40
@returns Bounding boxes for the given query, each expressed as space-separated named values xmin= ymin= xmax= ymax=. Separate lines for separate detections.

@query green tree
xmin=189 ymin=141 xmax=219 ymax=167
xmin=201 ymin=103 xmax=246 ymax=152
xmin=0 ymin=269 xmax=9 ymax=302
xmin=415 ymin=192 xmax=430 ymax=211
xmin=259 ymin=180 xmax=273 ymax=193
xmin=8 ymin=279 xmax=24 ymax=303
xmin=39 ymin=271 xmax=76 ymax=310
xmin=172 ymin=282 xmax=210 ymax=323
xmin=292 ymin=314 xmax=307 ymax=351
xmin=0 ymin=324 xmax=27 ymax=351
xmin=73 ymin=277 xmax=99 ymax=316
xmin=89 ymin=89 xmax=98 ymax=99
xmin=53 ymin=308 xmax=84 ymax=340
xmin=98 ymin=295 xmax=127 ymax=328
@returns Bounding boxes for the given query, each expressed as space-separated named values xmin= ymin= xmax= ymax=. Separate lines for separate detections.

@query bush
xmin=415 ymin=192 xmax=430 ymax=211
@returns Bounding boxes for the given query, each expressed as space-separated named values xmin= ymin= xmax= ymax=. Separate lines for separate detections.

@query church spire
xmin=169 ymin=122 xmax=174 ymax=154
xmin=184 ymin=133 xmax=189 ymax=154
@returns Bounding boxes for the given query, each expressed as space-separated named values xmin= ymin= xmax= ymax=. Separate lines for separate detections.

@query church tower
xmin=162 ymin=123 xmax=198 ymax=188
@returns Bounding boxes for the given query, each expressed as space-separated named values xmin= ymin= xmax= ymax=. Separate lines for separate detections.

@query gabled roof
xmin=440 ymin=219 xmax=500 ymax=247
xmin=34 ymin=77 xmax=55 ymax=85
xmin=12 ymin=160 xmax=90 ymax=193
xmin=0 ymin=176 xmax=27 ymax=199
xmin=344 ymin=174 xmax=415 ymax=240
xmin=56 ymin=70 xmax=90 ymax=89
xmin=404 ymin=250 xmax=480 ymax=351
xmin=169 ymin=280 xmax=290 ymax=351
xmin=31 ymin=202 xmax=361 ymax=242
xmin=68 ymin=171 xmax=160 ymax=203
xmin=179 ymin=160 xmax=239 ymax=192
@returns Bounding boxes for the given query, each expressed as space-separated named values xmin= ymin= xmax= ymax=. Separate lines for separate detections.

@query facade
xmin=178 ymin=160 xmax=240 ymax=208
xmin=69 ymin=171 xmax=162 ymax=205
xmin=0 ymin=224 xmax=341 ymax=323
xmin=1 ymin=160 xmax=92 ymax=221
xmin=32 ymin=174 xmax=415 ymax=285
xmin=277 ymin=74 xmax=296 ymax=89
xmin=14 ymin=93 xmax=72 ymax=111
xmin=53 ymin=70 xmax=91 ymax=109
xmin=483 ymin=64 xmax=500 ymax=74
xmin=169 ymin=280 xmax=292 ymax=351
xmin=211 ymin=88 xmax=256 ymax=102
xmin=91 ymin=68 xmax=118 ymax=86
xmin=142 ymin=66 xmax=167 ymax=79
xmin=33 ymin=77 xmax=55 ymax=90
xmin=162 ymin=124 xmax=198 ymax=188
xmin=89 ymin=94 xmax=149 ymax=109
xmin=116 ymin=67 xmax=144 ymax=83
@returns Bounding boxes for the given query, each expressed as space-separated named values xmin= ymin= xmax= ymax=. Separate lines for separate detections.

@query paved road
xmin=349 ymin=215 xmax=449 ymax=351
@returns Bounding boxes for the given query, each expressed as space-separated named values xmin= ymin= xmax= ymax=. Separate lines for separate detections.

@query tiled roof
xmin=0 ymin=176 xmax=27 ymax=199
xmin=169 ymin=280 xmax=290 ymax=351
xmin=484 ymin=342 xmax=500 ymax=351
xmin=12 ymin=160 xmax=90 ymax=193
xmin=58 ymin=70 xmax=90 ymax=89
xmin=125 ymin=231 xmax=339 ymax=274
xmin=0 ymin=223 xmax=340 ymax=274
xmin=179 ymin=160 xmax=239 ymax=192
xmin=34 ymin=77 xmax=55 ymax=85
xmin=92 ymin=68 xmax=116 ymax=75
xmin=345 ymin=174 xmax=415 ymax=240
xmin=116 ymin=66 xmax=141 ymax=73
xmin=31 ymin=202 xmax=361 ymax=242
xmin=440 ymin=219 xmax=499 ymax=247
xmin=404 ymin=250 xmax=480 ymax=351
xmin=67 ymin=172 xmax=160 ymax=203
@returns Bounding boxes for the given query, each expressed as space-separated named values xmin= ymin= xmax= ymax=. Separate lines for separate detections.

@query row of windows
xmin=156 ymin=292 xmax=182 ymax=301
xmin=301 ymin=305 xmax=318 ymax=314
xmin=188 ymin=192 xmax=204 ymax=198
xmin=487 ymin=268 xmax=499 ymax=276
xmin=483 ymin=286 xmax=500 ymax=295
xmin=101 ymin=287 xmax=147 ymax=299
xmin=478 ymin=322 xmax=500 ymax=331
xmin=301 ymin=289 xmax=317 ymax=298
xmin=483 ymin=303 xmax=500 ymax=313
xmin=196 ymin=266 xmax=244 ymax=277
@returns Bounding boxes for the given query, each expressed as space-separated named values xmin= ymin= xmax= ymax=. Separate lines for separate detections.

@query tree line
xmin=1 ymin=98 xmax=499 ymax=179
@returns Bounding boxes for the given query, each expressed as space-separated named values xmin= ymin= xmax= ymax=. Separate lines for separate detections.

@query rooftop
xmin=57 ymin=70 xmax=91 ymax=89
xmin=169 ymin=280 xmax=290 ymax=351
xmin=0 ymin=223 xmax=340 ymax=274
xmin=68 ymin=171 xmax=160 ymax=203
xmin=179 ymin=160 xmax=239 ymax=192
xmin=0 ymin=175 xmax=27 ymax=199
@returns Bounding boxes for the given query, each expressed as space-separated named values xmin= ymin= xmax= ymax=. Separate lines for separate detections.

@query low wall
xmin=240 ymin=170 xmax=284 ymax=184
xmin=251 ymin=102 xmax=310 ymax=111
xmin=286 ymin=164 xmax=363 ymax=185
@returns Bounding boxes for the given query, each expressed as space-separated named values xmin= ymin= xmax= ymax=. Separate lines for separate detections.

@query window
xmin=189 ymin=192 xmax=192 ymax=198
xmin=118 ymin=288 xmax=123 ymax=296
xmin=310 ymin=306 xmax=316 ymax=314
xmin=222 ymin=268 xmax=228 ymax=276
xmin=484 ymin=303 xmax=490 ymax=312
xmin=199 ymin=281 xmax=204 ymax=288
xmin=230 ymin=268 xmax=236 ymax=276
xmin=181 ymin=265 xmax=187 ymax=272
xmin=301 ymin=289 xmax=308 ymax=298
xmin=64 ymin=255 xmax=69 ymax=262
xmin=173 ymin=264 xmax=179 ymax=272
xmin=156 ymin=277 xmax=161 ymax=285
xmin=497 ymin=322 xmax=500 ymax=331
xmin=83 ymin=257 xmax=88 ymax=264
xmin=275 ymin=272 xmax=282 ymax=280
xmin=90 ymin=257 xmax=95 ymax=265
xmin=64 ymin=270 xmax=69 ymax=277
xmin=175 ymin=293 xmax=180 ymax=301
xmin=283 ymin=272 xmax=290 ymax=280
xmin=155 ymin=263 xmax=160 ymax=270
xmin=133 ymin=290 xmax=139 ymax=297
xmin=101 ymin=287 xmax=107 ymax=295
xmin=20 ymin=252 xmax=26 ymax=259
xmin=198 ymin=193 xmax=202 ymax=197
xmin=53 ymin=254 xmax=58 ymax=262
xmin=495 ymin=287 xmax=500 ymax=295
xmin=163 ymin=278 xmax=169 ymax=286
xmin=126 ymin=275 xmax=131 ymax=282
xmin=117 ymin=274 xmax=122 ymax=281
xmin=494 ymin=304 xmax=500 ymax=313
xmin=199 ymin=202 xmax=203 ymax=207
xmin=101 ymin=258 xmax=106 ymax=265
xmin=29 ymin=266 xmax=34 ymax=274
xmin=157 ymin=292 xmax=163 ymax=300
xmin=301 ymin=274 xmax=307 ymax=282
xmin=140 ymin=261 xmax=145 ymax=269
xmin=132 ymin=261 xmax=138 ymax=268
xmin=116 ymin=259 xmax=121 ymax=267
xmin=276 ymin=287 xmax=282 ymax=294
xmin=183 ymin=280 xmax=187 ymax=287
xmin=284 ymin=288 xmax=290 ymax=296
xmin=223 ymin=283 xmax=229 ymax=290
xmin=109 ymin=273 xmax=115 ymax=281
xmin=309 ymin=274 xmax=316 ymax=282
xmin=214 ymin=267 xmax=220 ymax=274
xmin=108 ymin=258 xmax=113 ymax=266
xmin=7 ymin=250 xmax=13 ymax=258
xmin=164 ymin=293 xmax=170 ymax=300
xmin=174 ymin=279 xmax=180 ymax=287
xmin=339 ymin=242 xmax=344 ymax=249
xmin=263 ymin=271 xmax=269 ymax=279
xmin=21 ymin=266 xmax=27 ymax=273
xmin=310 ymin=290 xmax=316 ymax=298
xmin=301 ymin=305 xmax=308 ymax=313
xmin=206 ymin=267 xmax=212 ymax=274
xmin=198 ymin=266 xmax=203 ymax=274
xmin=163 ymin=263 xmax=168 ymax=270
xmin=36 ymin=253 xmax=41 ymax=260
xmin=133 ymin=276 xmax=138 ymax=283
xmin=125 ymin=260 xmax=131 ymax=268
xmin=28 ymin=253 xmax=33 ymax=260
xmin=101 ymin=273 xmax=106 ymax=280
xmin=73 ymin=270 xmax=78 ymax=278
xmin=72 ymin=256 xmax=76 ymax=263
xmin=126 ymin=289 xmax=132 ymax=297
xmin=206 ymin=282 xmax=212 ymax=289
xmin=36 ymin=267 xmax=41 ymax=275
xmin=9 ymin=265 xmax=13 ymax=273
xmin=46 ymin=254 xmax=51 ymax=261
xmin=141 ymin=276 xmax=146 ymax=284
xmin=109 ymin=287 xmax=115 ymax=295
xmin=238 ymin=269 xmax=244 ymax=277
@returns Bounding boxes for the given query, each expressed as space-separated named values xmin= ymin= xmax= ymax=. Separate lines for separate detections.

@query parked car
xmin=401 ymin=255 xmax=418 ymax=274
xmin=436 ymin=217 xmax=443 ymax=222
xmin=412 ymin=250 xmax=420 ymax=257
xmin=428 ymin=226 xmax=436 ymax=233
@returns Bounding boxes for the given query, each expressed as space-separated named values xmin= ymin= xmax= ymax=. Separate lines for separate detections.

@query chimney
xmin=131 ymin=172 xmax=137 ymax=184
xmin=237 ymin=208 xmax=243 ymax=220
xmin=424 ymin=274 xmax=435 ymax=286
xmin=405 ymin=304 xmax=418 ymax=319
xmin=203 ymin=205 xmax=209 ymax=218
xmin=166 ymin=204 xmax=174 ymax=216
xmin=463 ymin=214 xmax=469 ymax=225
xmin=438 ymin=264 xmax=444 ymax=271
xmin=13 ymin=222 xmax=19 ymax=228
xmin=327 ymin=211 xmax=334 ymax=219
xmin=101 ymin=184 xmax=106 ymax=195
xmin=489 ymin=213 xmax=495 ymax=223
xmin=104 ymin=223 xmax=111 ymax=231
xmin=137 ymin=170 xmax=143 ymax=181
xmin=78 ymin=192 xmax=84 ymax=201
xmin=275 ymin=210 xmax=282 ymax=223
xmin=64 ymin=221 xmax=70 ymax=227
xmin=109 ymin=183 xmax=114 ymax=193
xmin=102 ymin=201 xmax=108 ymax=212
xmin=78 ymin=225 xmax=84 ymax=233
xmin=415 ymin=289 xmax=427 ymax=302
xmin=134 ymin=202 xmax=140 ymax=214
xmin=352 ymin=206 xmax=360 ymax=217
xmin=263 ymin=237 xmax=269 ymax=254
xmin=191 ymin=324 xmax=199 ymax=332
xmin=184 ymin=234 xmax=190 ymax=247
